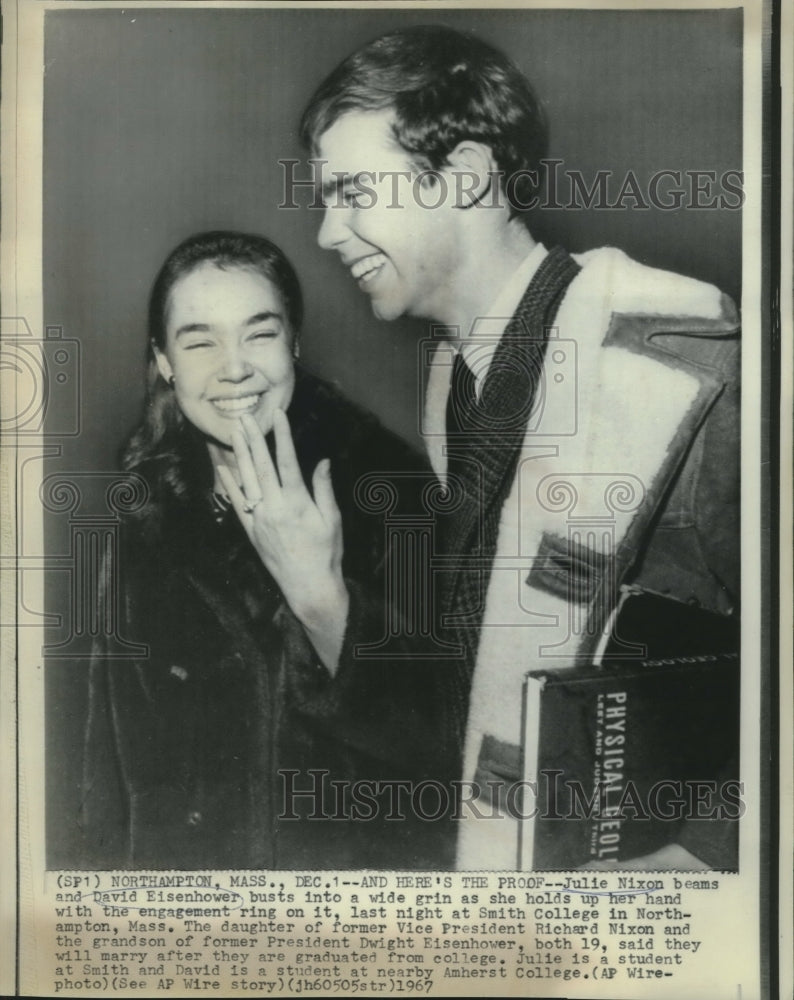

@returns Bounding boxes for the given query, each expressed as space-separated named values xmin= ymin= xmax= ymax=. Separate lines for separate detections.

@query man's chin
xmin=370 ymin=297 xmax=404 ymax=323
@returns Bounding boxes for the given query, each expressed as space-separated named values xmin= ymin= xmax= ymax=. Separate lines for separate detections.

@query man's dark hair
xmin=300 ymin=24 xmax=549 ymax=212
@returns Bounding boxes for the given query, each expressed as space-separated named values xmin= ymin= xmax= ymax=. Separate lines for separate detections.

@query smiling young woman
xmin=78 ymin=231 xmax=466 ymax=871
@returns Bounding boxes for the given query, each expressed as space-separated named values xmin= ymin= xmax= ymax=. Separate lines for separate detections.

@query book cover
xmin=519 ymin=639 xmax=740 ymax=870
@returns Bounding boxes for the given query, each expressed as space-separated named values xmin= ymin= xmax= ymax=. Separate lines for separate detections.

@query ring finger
xmin=231 ymin=423 xmax=263 ymax=505
xmin=240 ymin=413 xmax=280 ymax=493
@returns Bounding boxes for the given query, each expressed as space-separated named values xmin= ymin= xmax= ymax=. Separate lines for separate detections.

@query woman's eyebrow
xmin=245 ymin=311 xmax=283 ymax=326
xmin=174 ymin=322 xmax=211 ymax=338
xmin=174 ymin=312 xmax=283 ymax=338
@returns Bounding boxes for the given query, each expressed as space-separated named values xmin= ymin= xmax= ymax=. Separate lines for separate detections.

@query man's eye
xmin=182 ymin=340 xmax=213 ymax=350
xmin=250 ymin=330 xmax=278 ymax=341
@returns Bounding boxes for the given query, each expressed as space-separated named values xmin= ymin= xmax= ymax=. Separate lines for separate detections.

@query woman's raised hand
xmin=217 ymin=409 xmax=349 ymax=674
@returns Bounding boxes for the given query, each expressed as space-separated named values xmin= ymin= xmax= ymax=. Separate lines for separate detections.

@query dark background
xmin=43 ymin=6 xmax=742 ymax=866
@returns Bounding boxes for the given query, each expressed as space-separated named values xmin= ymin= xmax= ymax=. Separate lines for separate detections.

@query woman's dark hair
xmin=122 ymin=231 xmax=304 ymax=506
xmin=300 ymin=25 xmax=548 ymax=213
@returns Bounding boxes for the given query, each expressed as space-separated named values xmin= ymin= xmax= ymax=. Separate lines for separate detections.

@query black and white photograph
xmin=1 ymin=1 xmax=785 ymax=997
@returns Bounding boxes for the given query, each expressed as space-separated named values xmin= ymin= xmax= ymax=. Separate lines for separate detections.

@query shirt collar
xmin=461 ymin=242 xmax=548 ymax=398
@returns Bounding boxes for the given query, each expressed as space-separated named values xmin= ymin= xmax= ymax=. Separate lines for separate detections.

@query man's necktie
xmin=446 ymin=348 xmax=477 ymax=438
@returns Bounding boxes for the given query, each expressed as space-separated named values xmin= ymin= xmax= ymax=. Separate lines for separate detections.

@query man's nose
xmin=317 ymin=205 xmax=350 ymax=251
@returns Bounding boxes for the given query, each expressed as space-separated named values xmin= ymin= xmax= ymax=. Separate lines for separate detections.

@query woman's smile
xmin=210 ymin=391 xmax=266 ymax=416
xmin=155 ymin=262 xmax=296 ymax=450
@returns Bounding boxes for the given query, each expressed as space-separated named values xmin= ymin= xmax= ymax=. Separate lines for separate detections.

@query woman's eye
xmin=250 ymin=330 xmax=278 ymax=341
xmin=182 ymin=340 xmax=213 ymax=351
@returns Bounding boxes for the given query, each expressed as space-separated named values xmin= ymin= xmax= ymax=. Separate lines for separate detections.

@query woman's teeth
xmin=213 ymin=394 xmax=261 ymax=413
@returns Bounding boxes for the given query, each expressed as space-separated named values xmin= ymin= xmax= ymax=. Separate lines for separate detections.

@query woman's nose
xmin=218 ymin=344 xmax=253 ymax=381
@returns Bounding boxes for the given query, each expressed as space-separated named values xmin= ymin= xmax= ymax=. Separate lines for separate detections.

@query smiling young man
xmin=300 ymin=25 xmax=741 ymax=870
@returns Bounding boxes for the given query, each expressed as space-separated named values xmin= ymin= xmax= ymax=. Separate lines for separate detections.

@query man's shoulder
xmin=568 ymin=246 xmax=738 ymax=328
xmin=561 ymin=247 xmax=739 ymax=375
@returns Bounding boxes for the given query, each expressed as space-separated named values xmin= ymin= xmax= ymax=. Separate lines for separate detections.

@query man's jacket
xmin=422 ymin=247 xmax=740 ymax=869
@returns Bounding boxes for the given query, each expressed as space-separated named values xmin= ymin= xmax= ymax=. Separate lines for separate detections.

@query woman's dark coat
xmin=80 ymin=370 xmax=465 ymax=870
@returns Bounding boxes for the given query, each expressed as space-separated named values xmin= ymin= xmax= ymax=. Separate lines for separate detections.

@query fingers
xmin=271 ymin=408 xmax=304 ymax=491
xmin=216 ymin=464 xmax=252 ymax=525
xmin=231 ymin=412 xmax=324 ymax=520
xmin=239 ymin=413 xmax=278 ymax=494
xmin=230 ymin=425 xmax=262 ymax=504
xmin=312 ymin=458 xmax=341 ymax=524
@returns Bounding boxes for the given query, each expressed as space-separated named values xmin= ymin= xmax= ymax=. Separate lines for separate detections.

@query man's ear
xmin=444 ymin=140 xmax=498 ymax=208
xmin=152 ymin=341 xmax=173 ymax=384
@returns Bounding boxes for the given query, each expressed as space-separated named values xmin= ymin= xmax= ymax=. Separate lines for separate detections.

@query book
xmin=518 ymin=595 xmax=740 ymax=870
